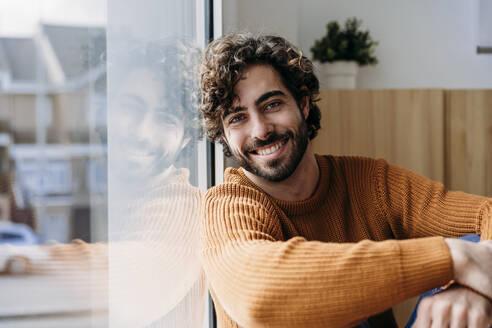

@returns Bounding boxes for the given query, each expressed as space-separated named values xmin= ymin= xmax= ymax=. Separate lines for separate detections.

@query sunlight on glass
xmin=0 ymin=0 xmax=109 ymax=325
xmin=107 ymin=0 xmax=206 ymax=327
xmin=107 ymin=40 xmax=205 ymax=327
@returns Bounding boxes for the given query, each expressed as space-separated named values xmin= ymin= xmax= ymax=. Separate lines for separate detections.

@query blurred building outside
xmin=0 ymin=23 xmax=107 ymax=244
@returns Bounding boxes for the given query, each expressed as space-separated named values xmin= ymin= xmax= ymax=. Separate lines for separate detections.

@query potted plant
xmin=311 ymin=17 xmax=378 ymax=89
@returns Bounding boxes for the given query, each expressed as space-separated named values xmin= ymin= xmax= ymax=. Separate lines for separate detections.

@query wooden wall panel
xmin=446 ymin=90 xmax=492 ymax=196
xmin=312 ymin=90 xmax=445 ymax=182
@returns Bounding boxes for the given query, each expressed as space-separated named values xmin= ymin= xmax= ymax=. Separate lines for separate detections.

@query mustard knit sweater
xmin=201 ymin=155 xmax=492 ymax=328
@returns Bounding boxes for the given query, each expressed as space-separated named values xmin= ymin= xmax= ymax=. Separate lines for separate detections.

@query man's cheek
xmin=227 ymin=137 xmax=240 ymax=153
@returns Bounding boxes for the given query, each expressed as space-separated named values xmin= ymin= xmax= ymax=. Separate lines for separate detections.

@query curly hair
xmin=200 ymin=33 xmax=321 ymax=156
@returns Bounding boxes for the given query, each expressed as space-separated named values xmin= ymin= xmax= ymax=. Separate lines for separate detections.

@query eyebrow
xmin=223 ymin=90 xmax=287 ymax=119
xmin=254 ymin=90 xmax=286 ymax=106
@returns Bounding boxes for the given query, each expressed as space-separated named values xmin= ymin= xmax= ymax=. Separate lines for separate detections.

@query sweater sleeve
xmin=0 ymin=182 xmax=205 ymax=327
xmin=201 ymin=183 xmax=454 ymax=328
xmin=375 ymin=160 xmax=492 ymax=240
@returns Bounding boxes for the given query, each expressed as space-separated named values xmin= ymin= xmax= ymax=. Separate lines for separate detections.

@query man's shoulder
xmin=223 ymin=167 xmax=243 ymax=184
xmin=205 ymin=167 xmax=268 ymax=199
xmin=204 ymin=167 xmax=278 ymax=213
xmin=317 ymin=154 xmax=387 ymax=170
xmin=316 ymin=155 xmax=392 ymax=191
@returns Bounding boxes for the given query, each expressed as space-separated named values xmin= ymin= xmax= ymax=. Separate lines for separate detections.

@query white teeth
xmin=257 ymin=141 xmax=283 ymax=156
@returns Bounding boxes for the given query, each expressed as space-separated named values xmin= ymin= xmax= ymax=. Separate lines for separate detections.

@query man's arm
xmin=1 ymin=182 xmax=205 ymax=327
xmin=375 ymin=160 xmax=492 ymax=325
xmin=376 ymin=159 xmax=492 ymax=240
xmin=201 ymin=183 xmax=455 ymax=327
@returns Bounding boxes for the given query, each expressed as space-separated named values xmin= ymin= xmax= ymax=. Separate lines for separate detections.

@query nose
xmin=250 ymin=113 xmax=274 ymax=140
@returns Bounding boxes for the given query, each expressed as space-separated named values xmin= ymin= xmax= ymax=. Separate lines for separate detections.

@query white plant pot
xmin=321 ymin=60 xmax=359 ymax=89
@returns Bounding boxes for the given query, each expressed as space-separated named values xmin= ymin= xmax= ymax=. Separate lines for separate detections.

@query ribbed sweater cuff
xmin=479 ymin=201 xmax=492 ymax=240
xmin=398 ymin=237 xmax=454 ymax=298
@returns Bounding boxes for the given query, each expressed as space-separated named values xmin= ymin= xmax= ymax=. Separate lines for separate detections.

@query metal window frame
xmin=205 ymin=0 xmax=223 ymax=326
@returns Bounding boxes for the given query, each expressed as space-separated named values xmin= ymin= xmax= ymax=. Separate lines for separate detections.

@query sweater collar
xmin=226 ymin=154 xmax=331 ymax=216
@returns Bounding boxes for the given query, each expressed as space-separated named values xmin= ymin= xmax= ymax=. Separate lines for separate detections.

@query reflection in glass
xmin=0 ymin=13 xmax=109 ymax=327
xmin=108 ymin=39 xmax=205 ymax=327
xmin=0 ymin=0 xmax=207 ymax=326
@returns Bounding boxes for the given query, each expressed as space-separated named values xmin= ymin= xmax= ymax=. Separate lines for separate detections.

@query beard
xmin=230 ymin=120 xmax=309 ymax=182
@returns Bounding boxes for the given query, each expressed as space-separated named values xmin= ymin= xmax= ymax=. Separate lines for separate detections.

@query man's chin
xmin=243 ymin=159 xmax=294 ymax=182
xmin=240 ymin=145 xmax=306 ymax=182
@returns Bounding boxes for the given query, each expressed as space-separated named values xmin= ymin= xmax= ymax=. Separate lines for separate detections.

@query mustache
xmin=243 ymin=131 xmax=292 ymax=153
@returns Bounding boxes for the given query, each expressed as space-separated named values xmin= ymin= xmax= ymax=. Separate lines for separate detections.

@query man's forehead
xmin=236 ymin=64 xmax=282 ymax=86
xmin=233 ymin=65 xmax=286 ymax=102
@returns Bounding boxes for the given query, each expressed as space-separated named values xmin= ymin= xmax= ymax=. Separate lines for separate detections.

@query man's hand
xmin=413 ymin=286 xmax=492 ymax=328
xmin=445 ymin=239 xmax=492 ymax=299
xmin=0 ymin=244 xmax=49 ymax=274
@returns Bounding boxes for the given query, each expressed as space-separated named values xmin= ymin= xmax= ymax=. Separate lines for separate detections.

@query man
xmin=199 ymin=33 xmax=492 ymax=327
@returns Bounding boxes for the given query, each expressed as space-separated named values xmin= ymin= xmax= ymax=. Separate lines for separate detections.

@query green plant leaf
xmin=311 ymin=17 xmax=378 ymax=65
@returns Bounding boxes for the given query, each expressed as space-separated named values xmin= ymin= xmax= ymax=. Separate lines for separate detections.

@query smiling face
xmin=222 ymin=64 xmax=309 ymax=182
xmin=114 ymin=68 xmax=189 ymax=180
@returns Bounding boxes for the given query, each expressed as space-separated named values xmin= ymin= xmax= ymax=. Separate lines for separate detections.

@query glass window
xmin=0 ymin=0 xmax=210 ymax=326
xmin=107 ymin=0 xmax=208 ymax=326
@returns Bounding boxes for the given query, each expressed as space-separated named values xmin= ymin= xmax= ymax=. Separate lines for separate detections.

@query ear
xmin=300 ymin=86 xmax=310 ymax=119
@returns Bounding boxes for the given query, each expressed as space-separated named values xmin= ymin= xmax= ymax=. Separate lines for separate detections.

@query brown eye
xmin=229 ymin=114 xmax=246 ymax=125
xmin=265 ymin=101 xmax=281 ymax=111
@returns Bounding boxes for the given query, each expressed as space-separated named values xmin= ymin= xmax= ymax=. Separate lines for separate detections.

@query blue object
xmin=0 ymin=221 xmax=39 ymax=245
xmin=460 ymin=234 xmax=481 ymax=242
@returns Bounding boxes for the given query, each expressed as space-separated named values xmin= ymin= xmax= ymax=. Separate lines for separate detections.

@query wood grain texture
xmin=446 ymin=90 xmax=492 ymax=196
xmin=312 ymin=89 xmax=445 ymax=182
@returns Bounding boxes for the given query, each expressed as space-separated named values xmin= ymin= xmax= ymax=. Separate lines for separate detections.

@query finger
xmin=468 ymin=310 xmax=487 ymax=328
xmin=414 ymin=299 xmax=432 ymax=328
xmin=469 ymin=301 xmax=492 ymax=328
xmin=430 ymin=319 xmax=448 ymax=328
xmin=430 ymin=301 xmax=451 ymax=328
xmin=450 ymin=304 xmax=467 ymax=328
xmin=412 ymin=313 xmax=429 ymax=327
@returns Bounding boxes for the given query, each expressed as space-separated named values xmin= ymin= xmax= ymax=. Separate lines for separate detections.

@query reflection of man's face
xmin=114 ymin=68 xmax=188 ymax=179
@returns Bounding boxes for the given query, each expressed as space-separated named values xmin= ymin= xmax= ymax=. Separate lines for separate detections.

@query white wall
xmin=479 ymin=0 xmax=492 ymax=47
xmin=223 ymin=0 xmax=299 ymax=45
xmin=223 ymin=0 xmax=492 ymax=89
